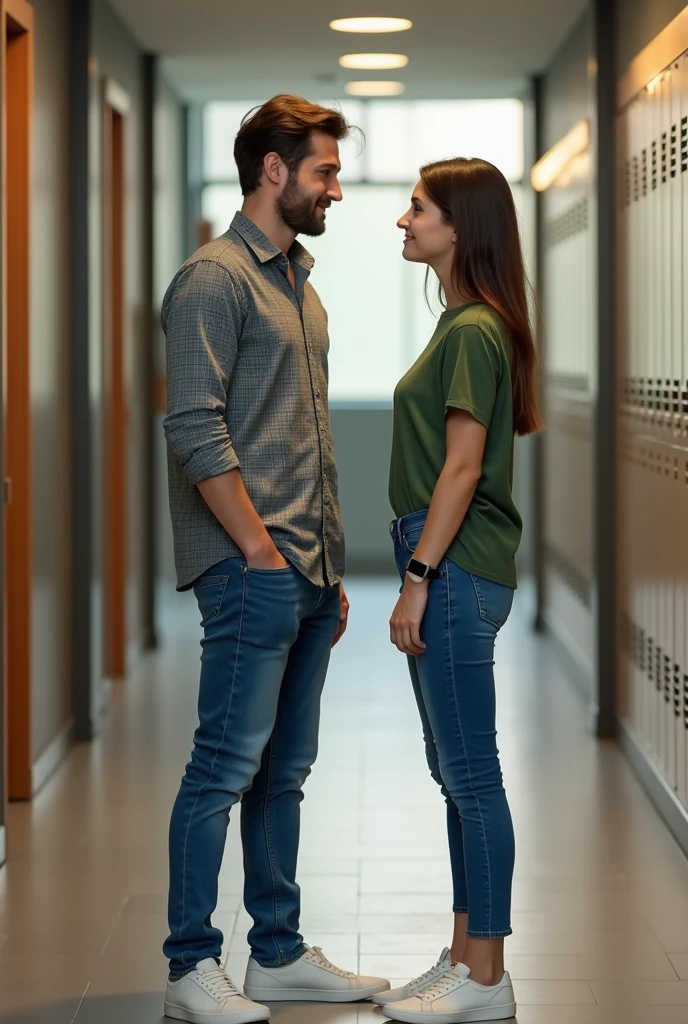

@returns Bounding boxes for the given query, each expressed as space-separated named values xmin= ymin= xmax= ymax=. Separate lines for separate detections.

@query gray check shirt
xmin=162 ymin=212 xmax=345 ymax=591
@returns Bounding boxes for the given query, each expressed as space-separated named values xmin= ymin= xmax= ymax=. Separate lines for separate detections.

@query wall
xmin=90 ymin=0 xmax=148 ymax=698
xmin=30 ymin=0 xmax=73 ymax=776
xmin=155 ymin=74 xmax=187 ymax=591
xmin=616 ymin=0 xmax=688 ymax=73
xmin=542 ymin=13 xmax=591 ymax=152
xmin=540 ymin=10 xmax=597 ymax=702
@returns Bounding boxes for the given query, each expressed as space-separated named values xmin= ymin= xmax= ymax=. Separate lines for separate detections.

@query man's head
xmin=234 ymin=95 xmax=352 ymax=236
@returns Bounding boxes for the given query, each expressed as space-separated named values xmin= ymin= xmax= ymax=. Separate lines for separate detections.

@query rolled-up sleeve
xmin=162 ymin=260 xmax=243 ymax=484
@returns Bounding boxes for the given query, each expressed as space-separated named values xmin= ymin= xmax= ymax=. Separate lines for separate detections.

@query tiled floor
xmin=1 ymin=578 xmax=688 ymax=1023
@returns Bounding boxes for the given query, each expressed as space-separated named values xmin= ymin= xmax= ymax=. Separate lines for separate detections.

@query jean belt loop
xmin=397 ymin=516 xmax=404 ymax=546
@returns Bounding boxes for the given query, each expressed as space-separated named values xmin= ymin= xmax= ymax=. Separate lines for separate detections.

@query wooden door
xmin=3 ymin=0 xmax=34 ymax=800
xmin=103 ymin=80 xmax=129 ymax=680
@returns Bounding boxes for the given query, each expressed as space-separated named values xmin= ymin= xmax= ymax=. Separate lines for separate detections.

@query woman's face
xmin=397 ymin=180 xmax=456 ymax=266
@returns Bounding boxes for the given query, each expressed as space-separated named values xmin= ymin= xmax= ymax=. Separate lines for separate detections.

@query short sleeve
xmin=441 ymin=324 xmax=500 ymax=430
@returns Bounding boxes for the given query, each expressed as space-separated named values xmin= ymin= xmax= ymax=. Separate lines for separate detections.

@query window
xmin=200 ymin=99 xmax=527 ymax=402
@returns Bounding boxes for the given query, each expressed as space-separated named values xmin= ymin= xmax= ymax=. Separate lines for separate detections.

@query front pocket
xmin=193 ymin=575 xmax=229 ymax=627
xmin=469 ymin=574 xmax=514 ymax=630
xmin=402 ymin=526 xmax=425 ymax=550
xmin=245 ymin=564 xmax=293 ymax=576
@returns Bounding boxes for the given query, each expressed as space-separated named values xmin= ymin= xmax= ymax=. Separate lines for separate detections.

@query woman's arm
xmin=390 ymin=409 xmax=486 ymax=656
xmin=413 ymin=408 xmax=486 ymax=569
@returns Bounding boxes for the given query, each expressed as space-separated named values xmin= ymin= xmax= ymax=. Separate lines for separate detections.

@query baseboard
xmin=32 ymin=719 xmax=75 ymax=796
xmin=0 ymin=825 xmax=5 ymax=867
xmin=619 ymin=720 xmax=688 ymax=859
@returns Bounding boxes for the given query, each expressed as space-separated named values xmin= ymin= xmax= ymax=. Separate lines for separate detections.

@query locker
xmin=681 ymin=52 xmax=688 ymax=810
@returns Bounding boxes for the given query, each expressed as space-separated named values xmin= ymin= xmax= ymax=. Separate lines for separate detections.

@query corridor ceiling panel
xmin=107 ymin=0 xmax=588 ymax=101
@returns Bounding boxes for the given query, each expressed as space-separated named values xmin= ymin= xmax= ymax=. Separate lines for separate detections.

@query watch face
xmin=406 ymin=558 xmax=427 ymax=580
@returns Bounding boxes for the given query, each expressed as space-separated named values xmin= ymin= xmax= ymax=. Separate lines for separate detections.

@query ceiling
xmin=108 ymin=0 xmax=588 ymax=103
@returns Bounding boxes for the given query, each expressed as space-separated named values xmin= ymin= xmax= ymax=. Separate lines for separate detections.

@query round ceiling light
xmin=345 ymin=80 xmax=406 ymax=96
xmin=339 ymin=53 xmax=409 ymax=70
xmin=330 ymin=17 xmax=413 ymax=33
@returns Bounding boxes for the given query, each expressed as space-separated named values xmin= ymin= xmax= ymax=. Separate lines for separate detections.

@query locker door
xmin=675 ymin=56 xmax=683 ymax=802
xmin=630 ymin=96 xmax=642 ymax=742
xmin=681 ymin=52 xmax=688 ymax=810
xmin=647 ymin=79 xmax=660 ymax=766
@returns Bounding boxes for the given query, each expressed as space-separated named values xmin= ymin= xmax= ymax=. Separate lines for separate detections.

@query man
xmin=161 ymin=95 xmax=390 ymax=1023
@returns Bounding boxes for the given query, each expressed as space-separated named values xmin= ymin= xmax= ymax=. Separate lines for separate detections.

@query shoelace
xmin=420 ymin=971 xmax=468 ymax=1002
xmin=409 ymin=957 xmax=451 ymax=993
xmin=199 ymin=966 xmax=241 ymax=1001
xmin=304 ymin=945 xmax=355 ymax=979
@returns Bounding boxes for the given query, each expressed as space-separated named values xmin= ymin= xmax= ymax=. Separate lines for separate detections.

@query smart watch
xmin=406 ymin=557 xmax=442 ymax=583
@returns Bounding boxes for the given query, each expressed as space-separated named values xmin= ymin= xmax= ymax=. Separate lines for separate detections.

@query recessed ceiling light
xmin=330 ymin=17 xmax=413 ymax=33
xmin=339 ymin=53 xmax=409 ymax=70
xmin=345 ymin=80 xmax=406 ymax=96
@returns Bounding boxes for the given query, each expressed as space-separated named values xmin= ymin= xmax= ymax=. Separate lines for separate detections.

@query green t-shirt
xmin=389 ymin=301 xmax=522 ymax=589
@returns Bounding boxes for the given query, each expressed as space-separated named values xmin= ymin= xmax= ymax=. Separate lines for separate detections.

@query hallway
xmin=0 ymin=580 xmax=687 ymax=1023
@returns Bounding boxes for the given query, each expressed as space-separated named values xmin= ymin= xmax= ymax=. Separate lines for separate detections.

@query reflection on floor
xmin=1 ymin=579 xmax=688 ymax=1023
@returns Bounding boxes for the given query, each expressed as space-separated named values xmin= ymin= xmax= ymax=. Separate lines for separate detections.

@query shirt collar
xmin=230 ymin=211 xmax=315 ymax=272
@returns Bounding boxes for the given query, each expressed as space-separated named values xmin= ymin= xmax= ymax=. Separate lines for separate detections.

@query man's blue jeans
xmin=164 ymin=557 xmax=341 ymax=977
xmin=391 ymin=510 xmax=516 ymax=938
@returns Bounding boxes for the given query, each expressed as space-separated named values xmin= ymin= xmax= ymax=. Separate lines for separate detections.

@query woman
xmin=378 ymin=158 xmax=541 ymax=1024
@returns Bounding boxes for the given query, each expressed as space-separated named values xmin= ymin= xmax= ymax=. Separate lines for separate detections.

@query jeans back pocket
xmin=470 ymin=573 xmax=514 ymax=630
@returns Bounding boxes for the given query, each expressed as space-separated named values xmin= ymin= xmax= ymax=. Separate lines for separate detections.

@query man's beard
xmin=277 ymin=173 xmax=329 ymax=237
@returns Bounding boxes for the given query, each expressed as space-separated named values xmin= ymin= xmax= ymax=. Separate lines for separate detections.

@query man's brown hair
xmin=234 ymin=94 xmax=352 ymax=196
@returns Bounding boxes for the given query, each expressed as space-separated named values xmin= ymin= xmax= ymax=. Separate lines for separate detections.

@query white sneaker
xmin=243 ymin=943 xmax=390 ymax=1003
xmin=383 ymin=962 xmax=516 ymax=1023
xmin=372 ymin=947 xmax=452 ymax=1005
xmin=164 ymin=958 xmax=270 ymax=1023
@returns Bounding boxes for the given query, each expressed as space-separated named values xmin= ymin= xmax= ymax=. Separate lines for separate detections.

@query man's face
xmin=276 ymin=131 xmax=343 ymax=237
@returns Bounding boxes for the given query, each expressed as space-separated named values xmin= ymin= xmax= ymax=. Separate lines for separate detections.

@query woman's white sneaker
xmin=243 ymin=944 xmax=390 ymax=1003
xmin=372 ymin=947 xmax=452 ymax=1005
xmin=164 ymin=958 xmax=270 ymax=1023
xmin=383 ymin=962 xmax=516 ymax=1024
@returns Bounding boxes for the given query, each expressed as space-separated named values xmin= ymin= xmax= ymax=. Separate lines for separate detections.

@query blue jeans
xmin=391 ymin=510 xmax=516 ymax=938
xmin=164 ymin=556 xmax=341 ymax=977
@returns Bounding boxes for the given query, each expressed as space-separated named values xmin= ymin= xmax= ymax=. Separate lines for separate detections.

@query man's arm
xmin=197 ymin=470 xmax=287 ymax=569
xmin=163 ymin=261 xmax=285 ymax=567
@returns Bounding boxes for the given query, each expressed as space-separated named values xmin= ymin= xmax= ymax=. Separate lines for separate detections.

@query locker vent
xmin=621 ymin=617 xmax=688 ymax=729
xmin=682 ymin=116 xmax=687 ymax=172
xmin=661 ymin=131 xmax=667 ymax=184
xmin=670 ymin=124 xmax=677 ymax=178
xmin=623 ymin=159 xmax=631 ymax=207
xmin=652 ymin=140 xmax=657 ymax=190
xmin=547 ymin=371 xmax=590 ymax=400
xmin=642 ymin=148 xmax=647 ymax=196
xmin=632 ymin=156 xmax=639 ymax=201
xmin=622 ymin=377 xmax=688 ymax=415
xmin=545 ymin=198 xmax=588 ymax=248
xmin=545 ymin=542 xmax=591 ymax=607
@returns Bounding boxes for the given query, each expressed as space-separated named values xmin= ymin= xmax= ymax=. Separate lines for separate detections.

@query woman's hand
xmin=390 ymin=579 xmax=428 ymax=656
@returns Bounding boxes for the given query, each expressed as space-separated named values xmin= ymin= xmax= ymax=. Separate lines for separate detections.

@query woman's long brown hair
xmin=420 ymin=157 xmax=542 ymax=436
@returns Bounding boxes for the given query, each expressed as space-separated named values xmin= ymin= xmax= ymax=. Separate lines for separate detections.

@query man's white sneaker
xmin=243 ymin=944 xmax=390 ymax=1003
xmin=383 ymin=962 xmax=516 ymax=1024
xmin=372 ymin=947 xmax=452 ymax=1005
xmin=164 ymin=958 xmax=270 ymax=1023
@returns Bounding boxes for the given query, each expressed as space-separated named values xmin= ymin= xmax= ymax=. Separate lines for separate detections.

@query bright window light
xmin=367 ymin=99 xmax=524 ymax=182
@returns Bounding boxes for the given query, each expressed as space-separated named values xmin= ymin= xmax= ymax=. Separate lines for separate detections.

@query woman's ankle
xmin=463 ymin=962 xmax=504 ymax=986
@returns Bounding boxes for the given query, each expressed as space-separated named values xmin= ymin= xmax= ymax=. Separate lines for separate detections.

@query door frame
xmin=2 ymin=0 xmax=34 ymax=803
xmin=102 ymin=77 xmax=130 ymax=680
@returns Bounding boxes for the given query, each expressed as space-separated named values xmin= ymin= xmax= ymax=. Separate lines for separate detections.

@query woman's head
xmin=398 ymin=157 xmax=541 ymax=436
